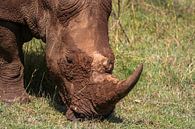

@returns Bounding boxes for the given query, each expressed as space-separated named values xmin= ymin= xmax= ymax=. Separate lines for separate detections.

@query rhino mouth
xmin=66 ymin=104 xmax=115 ymax=121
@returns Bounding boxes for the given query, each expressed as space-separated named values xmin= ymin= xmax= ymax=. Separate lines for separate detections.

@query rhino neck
xmin=17 ymin=0 xmax=57 ymax=41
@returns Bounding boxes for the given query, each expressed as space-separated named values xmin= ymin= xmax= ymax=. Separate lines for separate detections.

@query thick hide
xmin=0 ymin=0 xmax=143 ymax=120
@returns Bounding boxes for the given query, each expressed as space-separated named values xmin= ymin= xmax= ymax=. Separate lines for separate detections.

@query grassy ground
xmin=0 ymin=0 xmax=195 ymax=128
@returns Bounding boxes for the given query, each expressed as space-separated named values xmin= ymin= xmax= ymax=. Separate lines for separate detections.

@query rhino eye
xmin=66 ymin=56 xmax=73 ymax=64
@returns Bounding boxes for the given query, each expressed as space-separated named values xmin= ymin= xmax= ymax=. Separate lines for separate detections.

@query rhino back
xmin=0 ymin=0 xmax=49 ymax=40
xmin=0 ymin=0 xmax=30 ymax=23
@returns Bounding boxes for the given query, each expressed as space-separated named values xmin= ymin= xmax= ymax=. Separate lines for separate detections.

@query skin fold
xmin=0 ymin=0 xmax=143 ymax=120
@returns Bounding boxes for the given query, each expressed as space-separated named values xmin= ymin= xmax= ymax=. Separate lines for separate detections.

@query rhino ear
xmin=66 ymin=108 xmax=77 ymax=121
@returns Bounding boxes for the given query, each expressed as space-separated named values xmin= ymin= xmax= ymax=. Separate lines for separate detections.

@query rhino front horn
xmin=113 ymin=64 xmax=143 ymax=103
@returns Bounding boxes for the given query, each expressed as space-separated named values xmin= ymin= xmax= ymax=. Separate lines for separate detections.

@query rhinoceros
xmin=0 ymin=0 xmax=143 ymax=120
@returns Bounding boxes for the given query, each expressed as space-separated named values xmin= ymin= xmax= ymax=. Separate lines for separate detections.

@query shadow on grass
xmin=23 ymin=39 xmax=54 ymax=97
xmin=106 ymin=113 xmax=123 ymax=123
xmin=23 ymin=39 xmax=66 ymax=111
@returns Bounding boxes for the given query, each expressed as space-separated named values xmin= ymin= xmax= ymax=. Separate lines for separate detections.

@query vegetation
xmin=0 ymin=0 xmax=194 ymax=128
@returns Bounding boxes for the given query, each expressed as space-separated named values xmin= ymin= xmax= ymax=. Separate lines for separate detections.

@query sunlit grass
xmin=0 ymin=0 xmax=194 ymax=128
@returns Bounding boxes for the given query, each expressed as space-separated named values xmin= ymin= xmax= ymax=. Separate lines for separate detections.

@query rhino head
xmin=45 ymin=0 xmax=143 ymax=120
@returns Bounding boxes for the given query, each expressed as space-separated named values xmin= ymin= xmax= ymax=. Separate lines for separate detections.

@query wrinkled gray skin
xmin=0 ymin=0 xmax=143 ymax=120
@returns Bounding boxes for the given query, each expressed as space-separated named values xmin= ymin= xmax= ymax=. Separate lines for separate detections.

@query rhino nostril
xmin=66 ymin=56 xmax=73 ymax=64
xmin=103 ymin=60 xmax=113 ymax=73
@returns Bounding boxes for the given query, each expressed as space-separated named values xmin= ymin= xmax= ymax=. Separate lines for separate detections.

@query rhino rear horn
xmin=113 ymin=64 xmax=143 ymax=102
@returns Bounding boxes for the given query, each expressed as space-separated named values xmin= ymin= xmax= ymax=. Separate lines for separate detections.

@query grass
xmin=0 ymin=0 xmax=195 ymax=128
